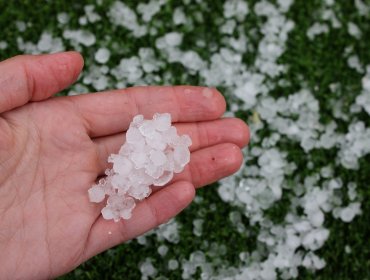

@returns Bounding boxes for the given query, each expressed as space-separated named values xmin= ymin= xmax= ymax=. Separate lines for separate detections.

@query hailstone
xmin=88 ymin=113 xmax=192 ymax=221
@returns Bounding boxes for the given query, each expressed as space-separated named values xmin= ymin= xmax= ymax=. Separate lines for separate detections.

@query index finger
xmin=68 ymin=86 xmax=226 ymax=137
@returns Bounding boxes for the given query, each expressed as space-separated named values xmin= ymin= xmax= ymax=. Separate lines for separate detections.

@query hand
xmin=0 ymin=52 xmax=249 ymax=279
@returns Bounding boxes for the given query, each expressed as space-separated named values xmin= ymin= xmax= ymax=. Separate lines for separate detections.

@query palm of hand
xmin=0 ymin=52 xmax=248 ymax=279
xmin=0 ymin=99 xmax=100 ymax=277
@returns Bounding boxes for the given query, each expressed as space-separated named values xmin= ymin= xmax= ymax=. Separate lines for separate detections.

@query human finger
xmin=93 ymin=118 xmax=249 ymax=174
xmin=68 ymin=86 xmax=226 ymax=137
xmin=0 ymin=52 xmax=83 ymax=113
xmin=164 ymin=143 xmax=243 ymax=188
xmin=83 ymin=181 xmax=195 ymax=259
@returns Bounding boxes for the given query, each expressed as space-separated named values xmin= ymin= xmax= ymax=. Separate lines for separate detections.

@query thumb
xmin=0 ymin=51 xmax=84 ymax=113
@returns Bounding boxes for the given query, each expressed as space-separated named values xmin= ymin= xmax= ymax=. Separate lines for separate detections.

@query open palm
xmin=0 ymin=52 xmax=249 ymax=279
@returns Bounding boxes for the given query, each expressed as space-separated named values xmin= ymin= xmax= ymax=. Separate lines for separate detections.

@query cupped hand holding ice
xmin=0 ymin=52 xmax=249 ymax=279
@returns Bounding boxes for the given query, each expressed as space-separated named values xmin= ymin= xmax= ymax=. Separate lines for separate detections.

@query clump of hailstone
xmin=88 ymin=113 xmax=192 ymax=221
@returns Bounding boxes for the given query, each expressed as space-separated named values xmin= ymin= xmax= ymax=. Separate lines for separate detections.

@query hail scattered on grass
xmin=4 ymin=0 xmax=370 ymax=279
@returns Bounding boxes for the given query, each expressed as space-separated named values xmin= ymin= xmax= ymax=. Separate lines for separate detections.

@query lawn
xmin=1 ymin=0 xmax=369 ymax=279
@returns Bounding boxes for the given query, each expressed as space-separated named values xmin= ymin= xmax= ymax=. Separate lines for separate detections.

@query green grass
xmin=1 ymin=0 xmax=369 ymax=279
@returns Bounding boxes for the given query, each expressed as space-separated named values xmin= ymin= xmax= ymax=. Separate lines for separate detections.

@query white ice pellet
xmin=164 ymin=32 xmax=183 ymax=47
xmin=193 ymin=219 xmax=204 ymax=237
xmin=137 ymin=0 xmax=165 ymax=22
xmin=112 ymin=156 xmax=133 ymax=175
xmin=156 ymin=219 xmax=180 ymax=243
xmin=80 ymin=30 xmax=96 ymax=46
xmin=157 ymin=245 xmax=169 ymax=256
xmin=223 ymin=0 xmax=249 ymax=21
xmin=95 ymin=47 xmax=111 ymax=64
xmin=347 ymin=55 xmax=363 ymax=73
xmin=131 ymin=152 xmax=147 ymax=169
xmin=63 ymin=29 xmax=96 ymax=47
xmin=174 ymin=146 xmax=191 ymax=167
xmin=168 ymin=259 xmax=179 ymax=270
xmin=57 ymin=12 xmax=70 ymax=25
xmin=348 ymin=22 xmax=362 ymax=39
xmin=302 ymin=228 xmax=329 ymax=251
xmin=309 ymin=210 xmax=324 ymax=228
xmin=0 ymin=41 xmax=8 ymax=50
xmin=339 ymin=203 xmax=361 ymax=222
xmin=15 ymin=21 xmax=27 ymax=32
xmin=150 ymin=150 xmax=167 ymax=166
xmin=153 ymin=112 xmax=171 ymax=131
xmin=153 ymin=171 xmax=174 ymax=187
xmin=340 ymin=208 xmax=355 ymax=223
xmin=88 ymin=185 xmax=105 ymax=203
xmin=173 ymin=8 xmax=187 ymax=25
xmin=84 ymin=5 xmax=101 ymax=23
xmin=88 ymin=113 xmax=192 ymax=221
xmin=37 ymin=32 xmax=54 ymax=52
xmin=345 ymin=245 xmax=352 ymax=254
xmin=307 ymin=23 xmax=329 ymax=40
xmin=101 ymin=207 xmax=116 ymax=220
xmin=140 ymin=258 xmax=157 ymax=277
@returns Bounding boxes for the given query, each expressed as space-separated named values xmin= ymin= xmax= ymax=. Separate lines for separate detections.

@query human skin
xmin=0 ymin=52 xmax=249 ymax=279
